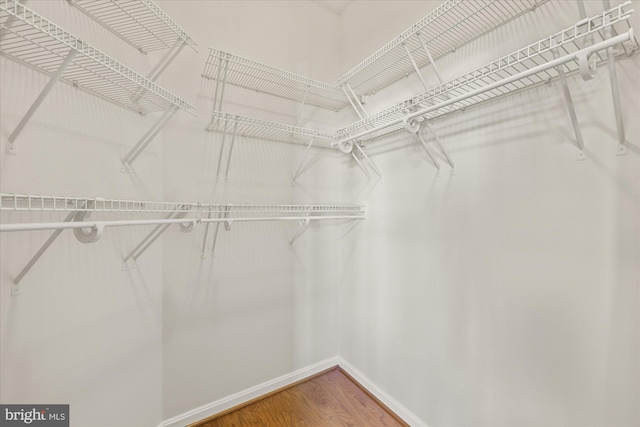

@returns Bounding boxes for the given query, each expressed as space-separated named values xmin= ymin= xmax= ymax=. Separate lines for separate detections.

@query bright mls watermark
xmin=0 ymin=405 xmax=68 ymax=426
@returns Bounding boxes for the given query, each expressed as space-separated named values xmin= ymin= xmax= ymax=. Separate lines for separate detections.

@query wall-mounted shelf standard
xmin=0 ymin=193 xmax=365 ymax=291
xmin=68 ymin=0 xmax=197 ymax=82
xmin=337 ymin=0 xmax=549 ymax=97
xmin=202 ymin=48 xmax=348 ymax=112
xmin=0 ymin=0 xmax=196 ymax=159
xmin=335 ymin=2 xmax=637 ymax=157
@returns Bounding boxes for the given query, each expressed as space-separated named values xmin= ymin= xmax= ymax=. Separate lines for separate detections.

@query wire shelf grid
xmin=0 ymin=0 xmax=196 ymax=115
xmin=70 ymin=0 xmax=197 ymax=53
xmin=203 ymin=49 xmax=348 ymax=111
xmin=337 ymin=0 xmax=549 ymax=96
xmin=208 ymin=111 xmax=337 ymax=148
xmin=339 ymin=2 xmax=637 ymax=142
xmin=0 ymin=193 xmax=365 ymax=217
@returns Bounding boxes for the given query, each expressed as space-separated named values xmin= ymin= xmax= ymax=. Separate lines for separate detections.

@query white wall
xmin=338 ymin=1 xmax=640 ymax=425
xmin=154 ymin=0 xmax=344 ymax=421
xmin=0 ymin=1 xmax=165 ymax=426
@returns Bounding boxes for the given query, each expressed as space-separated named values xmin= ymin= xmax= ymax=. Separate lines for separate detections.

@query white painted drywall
xmin=0 ymin=2 xmax=165 ymax=426
xmin=338 ymin=1 xmax=640 ymax=425
xmin=153 ymin=0 xmax=344 ymax=421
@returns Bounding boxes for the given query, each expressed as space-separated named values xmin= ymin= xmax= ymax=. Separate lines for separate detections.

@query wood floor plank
xmin=194 ymin=367 xmax=408 ymax=427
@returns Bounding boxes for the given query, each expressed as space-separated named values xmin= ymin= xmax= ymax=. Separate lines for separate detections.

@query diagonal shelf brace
xmin=122 ymin=210 xmax=192 ymax=268
xmin=346 ymin=83 xmax=368 ymax=117
xmin=603 ymin=15 xmax=627 ymax=156
xmin=290 ymin=218 xmax=310 ymax=245
xmin=215 ymin=120 xmax=230 ymax=180
xmin=209 ymin=207 xmax=229 ymax=256
xmin=131 ymin=39 xmax=187 ymax=105
xmin=425 ymin=123 xmax=455 ymax=171
xmin=12 ymin=209 xmax=78 ymax=294
xmin=551 ymin=43 xmax=586 ymax=161
xmin=341 ymin=85 xmax=365 ymax=120
xmin=292 ymin=138 xmax=315 ymax=183
xmin=223 ymin=121 xmax=239 ymax=179
xmin=354 ymin=143 xmax=383 ymax=179
xmin=121 ymin=106 xmax=179 ymax=171
xmin=6 ymin=49 xmax=77 ymax=155
xmin=351 ymin=152 xmax=371 ymax=179
xmin=403 ymin=42 xmax=429 ymax=91
xmin=416 ymin=131 xmax=441 ymax=172
xmin=296 ymin=85 xmax=311 ymax=126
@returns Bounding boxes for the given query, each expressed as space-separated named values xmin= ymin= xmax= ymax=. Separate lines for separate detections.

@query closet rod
xmin=335 ymin=29 xmax=633 ymax=147
xmin=1 ymin=215 xmax=364 ymax=233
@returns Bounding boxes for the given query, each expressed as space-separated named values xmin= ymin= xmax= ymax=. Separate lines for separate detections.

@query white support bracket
xmin=425 ymin=123 xmax=455 ymax=172
xmin=351 ymin=151 xmax=371 ymax=179
xmin=121 ymin=105 xmax=179 ymax=171
xmin=341 ymin=84 xmax=365 ymax=120
xmin=403 ymin=42 xmax=429 ymax=91
xmin=131 ymin=39 xmax=187 ymax=105
xmin=296 ymin=85 xmax=311 ymax=127
xmin=122 ymin=209 xmax=192 ymax=269
xmin=290 ymin=218 xmax=310 ymax=245
xmin=604 ymin=15 xmax=628 ymax=156
xmin=6 ymin=48 xmax=77 ymax=155
xmin=551 ymin=42 xmax=587 ymax=161
xmin=292 ymin=138 xmax=315 ymax=184
xmin=210 ymin=207 xmax=229 ymax=256
xmin=208 ymin=53 xmax=229 ymax=128
xmin=416 ymin=131 xmax=441 ymax=174
xmin=354 ymin=142 xmax=383 ymax=179
xmin=216 ymin=120 xmax=238 ymax=180
xmin=11 ymin=209 xmax=77 ymax=295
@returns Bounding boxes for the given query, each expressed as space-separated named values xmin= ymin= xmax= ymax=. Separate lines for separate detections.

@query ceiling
xmin=310 ymin=0 xmax=354 ymax=16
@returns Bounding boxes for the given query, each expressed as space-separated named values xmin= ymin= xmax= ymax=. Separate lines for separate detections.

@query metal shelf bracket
xmin=290 ymin=217 xmax=310 ymax=245
xmin=122 ymin=208 xmax=192 ymax=269
xmin=551 ymin=41 xmax=587 ymax=161
xmin=6 ymin=49 xmax=77 ymax=154
xmin=121 ymin=106 xmax=179 ymax=171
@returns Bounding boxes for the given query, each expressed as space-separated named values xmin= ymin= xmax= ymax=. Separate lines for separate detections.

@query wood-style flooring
xmin=192 ymin=367 xmax=408 ymax=427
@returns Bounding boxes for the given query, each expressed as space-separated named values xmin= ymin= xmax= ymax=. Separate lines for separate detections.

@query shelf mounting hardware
xmin=403 ymin=42 xmax=429 ymax=91
xmin=290 ymin=218 xmax=310 ymax=245
xmin=6 ymin=49 xmax=77 ymax=154
xmin=551 ymin=40 xmax=587 ymax=161
xmin=121 ymin=106 xmax=179 ymax=171
xmin=603 ymin=13 xmax=628 ymax=156
xmin=122 ymin=208 xmax=192 ymax=269
xmin=292 ymin=138 xmax=315 ymax=183
xmin=11 ymin=208 xmax=77 ymax=295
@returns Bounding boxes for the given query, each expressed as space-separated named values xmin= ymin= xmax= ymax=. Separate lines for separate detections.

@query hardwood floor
xmin=192 ymin=367 xmax=408 ymax=427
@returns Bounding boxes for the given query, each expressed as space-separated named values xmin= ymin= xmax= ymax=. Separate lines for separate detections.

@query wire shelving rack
xmin=203 ymin=49 xmax=348 ymax=111
xmin=337 ymin=0 xmax=549 ymax=96
xmin=69 ymin=0 xmax=197 ymax=54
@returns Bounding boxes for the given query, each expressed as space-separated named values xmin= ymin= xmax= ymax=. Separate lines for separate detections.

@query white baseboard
xmin=160 ymin=357 xmax=339 ymax=427
xmin=336 ymin=357 xmax=429 ymax=427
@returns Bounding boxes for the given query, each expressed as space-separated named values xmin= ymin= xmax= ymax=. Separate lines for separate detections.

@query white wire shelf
xmin=337 ymin=0 xmax=549 ymax=96
xmin=0 ymin=0 xmax=196 ymax=115
xmin=208 ymin=111 xmax=337 ymax=148
xmin=69 ymin=0 xmax=197 ymax=54
xmin=203 ymin=48 xmax=348 ymax=111
xmin=0 ymin=193 xmax=365 ymax=217
xmin=338 ymin=2 xmax=638 ymax=143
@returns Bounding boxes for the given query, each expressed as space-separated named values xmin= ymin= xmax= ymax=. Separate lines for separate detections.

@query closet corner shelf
xmin=336 ymin=0 xmax=549 ymax=97
xmin=208 ymin=111 xmax=337 ymax=149
xmin=203 ymin=48 xmax=348 ymax=111
xmin=0 ymin=0 xmax=196 ymax=116
xmin=69 ymin=0 xmax=197 ymax=54
xmin=338 ymin=1 xmax=638 ymax=144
